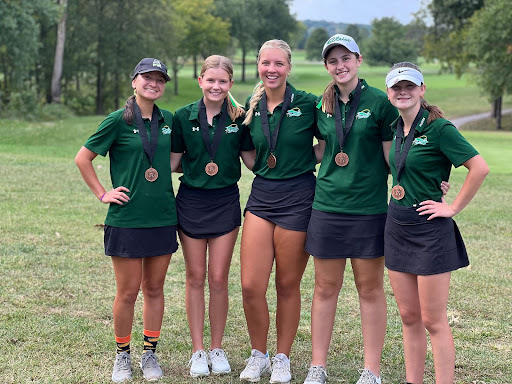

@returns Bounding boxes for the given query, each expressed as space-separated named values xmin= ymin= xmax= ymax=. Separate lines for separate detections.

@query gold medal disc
xmin=267 ymin=154 xmax=277 ymax=169
xmin=205 ymin=161 xmax=219 ymax=176
xmin=145 ymin=167 xmax=158 ymax=182
xmin=335 ymin=152 xmax=349 ymax=167
xmin=391 ymin=185 xmax=405 ymax=200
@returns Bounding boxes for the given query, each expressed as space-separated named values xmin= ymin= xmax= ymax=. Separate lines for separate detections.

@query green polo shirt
xmin=313 ymin=79 xmax=398 ymax=215
xmin=246 ymin=83 xmax=319 ymax=179
xmin=84 ymin=107 xmax=177 ymax=228
xmin=171 ymin=99 xmax=254 ymax=189
xmin=389 ymin=110 xmax=479 ymax=206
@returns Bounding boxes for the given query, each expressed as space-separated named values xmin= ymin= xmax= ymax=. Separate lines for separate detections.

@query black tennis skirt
xmin=176 ymin=183 xmax=241 ymax=239
xmin=384 ymin=200 xmax=469 ymax=275
xmin=244 ymin=173 xmax=316 ymax=232
xmin=306 ymin=209 xmax=387 ymax=259
xmin=104 ymin=225 xmax=178 ymax=258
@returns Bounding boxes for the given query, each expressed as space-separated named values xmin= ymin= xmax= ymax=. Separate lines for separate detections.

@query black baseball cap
xmin=132 ymin=58 xmax=171 ymax=82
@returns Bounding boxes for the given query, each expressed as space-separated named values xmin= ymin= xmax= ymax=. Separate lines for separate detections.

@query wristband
xmin=100 ymin=192 xmax=106 ymax=201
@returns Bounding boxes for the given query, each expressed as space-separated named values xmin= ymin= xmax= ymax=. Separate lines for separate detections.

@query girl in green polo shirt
xmin=384 ymin=62 xmax=488 ymax=384
xmin=303 ymin=34 xmax=398 ymax=384
xmin=75 ymin=58 xmax=177 ymax=383
xmin=170 ymin=55 xmax=254 ymax=378
xmin=239 ymin=39 xmax=322 ymax=384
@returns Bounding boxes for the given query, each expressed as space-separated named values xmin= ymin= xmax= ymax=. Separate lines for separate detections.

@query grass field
xmin=1 ymin=59 xmax=511 ymax=383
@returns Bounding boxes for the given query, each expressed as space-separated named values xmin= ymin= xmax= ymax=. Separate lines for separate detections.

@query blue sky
xmin=289 ymin=0 xmax=427 ymax=25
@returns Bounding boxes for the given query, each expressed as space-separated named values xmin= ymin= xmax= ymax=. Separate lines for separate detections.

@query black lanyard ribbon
xmin=259 ymin=85 xmax=292 ymax=155
xmin=394 ymin=108 xmax=424 ymax=183
xmin=198 ymin=98 xmax=228 ymax=162
xmin=133 ymin=102 xmax=160 ymax=166
xmin=334 ymin=80 xmax=362 ymax=152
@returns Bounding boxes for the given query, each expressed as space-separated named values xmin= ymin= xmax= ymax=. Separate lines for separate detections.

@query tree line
xmin=0 ymin=0 xmax=510 ymax=127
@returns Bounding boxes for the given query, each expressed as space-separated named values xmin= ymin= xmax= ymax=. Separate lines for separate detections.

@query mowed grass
xmin=1 ymin=59 xmax=511 ymax=383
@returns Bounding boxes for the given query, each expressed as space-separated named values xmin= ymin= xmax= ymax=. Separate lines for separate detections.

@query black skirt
xmin=384 ymin=200 xmax=469 ymax=275
xmin=306 ymin=209 xmax=386 ymax=259
xmin=244 ymin=173 xmax=316 ymax=232
xmin=104 ymin=225 xmax=178 ymax=258
xmin=176 ymin=183 xmax=241 ymax=239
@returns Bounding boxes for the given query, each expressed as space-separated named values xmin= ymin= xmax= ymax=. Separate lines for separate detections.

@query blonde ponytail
xmin=242 ymin=82 xmax=265 ymax=125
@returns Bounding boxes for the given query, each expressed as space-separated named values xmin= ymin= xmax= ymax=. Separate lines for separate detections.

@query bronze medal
xmin=335 ymin=152 xmax=349 ymax=167
xmin=267 ymin=154 xmax=277 ymax=169
xmin=391 ymin=185 xmax=405 ymax=200
xmin=145 ymin=167 xmax=158 ymax=182
xmin=205 ymin=161 xmax=219 ymax=176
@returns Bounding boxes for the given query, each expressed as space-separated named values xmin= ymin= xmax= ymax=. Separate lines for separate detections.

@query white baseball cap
xmin=322 ymin=34 xmax=360 ymax=58
xmin=385 ymin=67 xmax=424 ymax=88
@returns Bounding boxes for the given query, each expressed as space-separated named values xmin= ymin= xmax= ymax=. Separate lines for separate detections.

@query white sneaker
xmin=188 ymin=350 xmax=210 ymax=377
xmin=303 ymin=365 xmax=327 ymax=384
xmin=140 ymin=350 xmax=163 ymax=381
xmin=112 ymin=352 xmax=132 ymax=383
xmin=355 ymin=369 xmax=381 ymax=384
xmin=209 ymin=348 xmax=231 ymax=374
xmin=270 ymin=353 xmax=291 ymax=383
xmin=239 ymin=349 xmax=271 ymax=382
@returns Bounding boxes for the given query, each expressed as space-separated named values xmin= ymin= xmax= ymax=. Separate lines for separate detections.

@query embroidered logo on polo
xmin=356 ymin=109 xmax=371 ymax=119
xmin=225 ymin=124 xmax=239 ymax=133
xmin=326 ymin=113 xmax=332 ymax=118
xmin=161 ymin=125 xmax=171 ymax=135
xmin=412 ymin=135 xmax=428 ymax=146
xmin=133 ymin=129 xmax=139 ymax=134
xmin=286 ymin=107 xmax=302 ymax=117
xmin=255 ymin=112 xmax=261 ymax=117
xmin=192 ymin=127 xmax=200 ymax=132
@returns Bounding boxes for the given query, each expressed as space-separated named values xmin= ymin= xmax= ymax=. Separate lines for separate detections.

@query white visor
xmin=385 ymin=67 xmax=424 ymax=88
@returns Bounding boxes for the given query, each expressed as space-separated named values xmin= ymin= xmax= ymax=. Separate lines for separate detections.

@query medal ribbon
xmin=259 ymin=85 xmax=292 ymax=155
xmin=198 ymin=98 xmax=228 ymax=162
xmin=334 ymin=80 xmax=362 ymax=152
xmin=133 ymin=102 xmax=160 ymax=166
xmin=394 ymin=107 xmax=425 ymax=184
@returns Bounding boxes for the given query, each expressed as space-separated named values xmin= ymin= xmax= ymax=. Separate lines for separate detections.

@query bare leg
xmin=111 ymin=257 xmax=143 ymax=338
xmin=310 ymin=258 xmax=347 ymax=367
xmin=273 ymin=226 xmax=310 ymax=356
xmin=351 ymin=257 xmax=387 ymax=376
xmin=388 ymin=270 xmax=427 ymax=384
xmin=141 ymin=254 xmax=172 ymax=332
xmin=240 ymin=213 xmax=275 ymax=353
xmin=207 ymin=228 xmax=239 ymax=349
xmin=418 ymin=272 xmax=454 ymax=384
xmin=180 ymin=230 xmax=208 ymax=352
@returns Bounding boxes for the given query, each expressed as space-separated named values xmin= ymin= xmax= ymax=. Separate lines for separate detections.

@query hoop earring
xmin=133 ymin=89 xmax=137 ymax=96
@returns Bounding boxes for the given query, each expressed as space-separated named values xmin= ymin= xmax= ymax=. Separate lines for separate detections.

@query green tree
xmin=343 ymin=24 xmax=369 ymax=46
xmin=51 ymin=0 xmax=68 ymax=104
xmin=176 ymin=0 xmax=230 ymax=79
xmin=465 ymin=0 xmax=512 ymax=129
xmin=364 ymin=17 xmax=419 ymax=66
xmin=0 ymin=0 xmax=58 ymax=104
xmin=305 ymin=28 xmax=329 ymax=61
xmin=214 ymin=0 xmax=257 ymax=82
xmin=423 ymin=0 xmax=484 ymax=72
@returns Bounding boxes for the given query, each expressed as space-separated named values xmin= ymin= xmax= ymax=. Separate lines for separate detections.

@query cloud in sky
xmin=289 ymin=0 xmax=426 ymax=25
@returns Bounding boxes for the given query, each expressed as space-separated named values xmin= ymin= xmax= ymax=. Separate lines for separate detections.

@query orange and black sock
xmin=143 ymin=329 xmax=161 ymax=354
xmin=115 ymin=334 xmax=131 ymax=354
